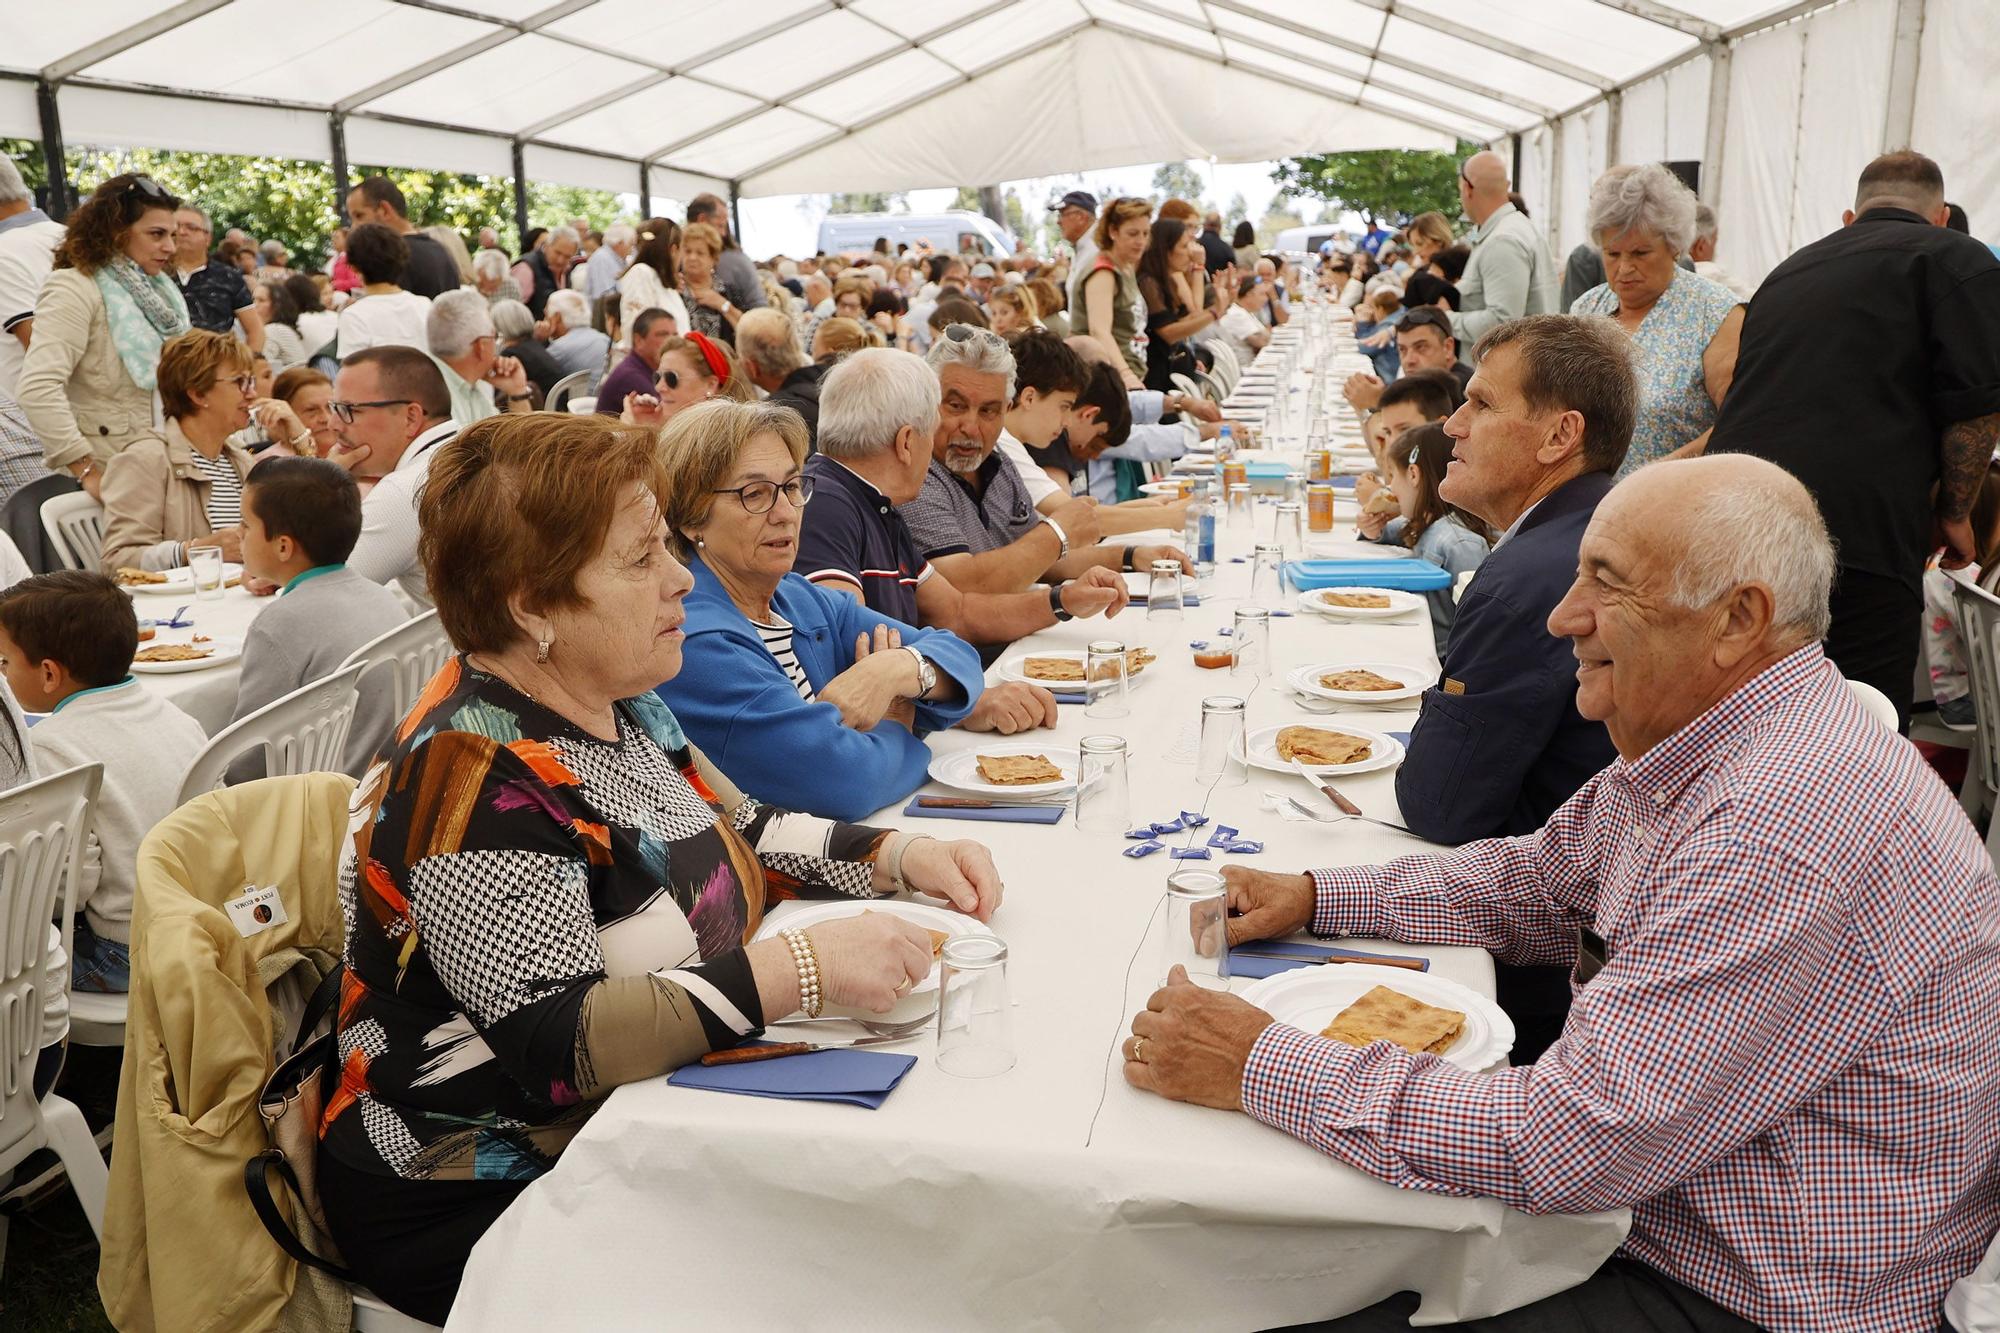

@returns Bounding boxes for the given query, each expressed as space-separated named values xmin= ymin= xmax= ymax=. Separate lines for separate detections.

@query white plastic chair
xmin=545 ymin=369 xmax=589 ymax=414
xmin=0 ymin=762 xmax=110 ymax=1265
xmin=1452 ymin=569 xmax=1477 ymax=603
xmin=1950 ymin=577 xmax=2000 ymax=862
xmin=1844 ymin=678 xmax=1901 ymax=730
xmin=1208 ymin=340 xmax=1241 ymax=396
xmin=176 ymin=662 xmax=368 ymax=807
xmin=39 ymin=491 xmax=106 ymax=572
xmin=353 ymin=1289 xmax=443 ymax=1331
xmin=566 ymin=395 xmax=597 ymax=415
xmin=338 ymin=609 xmax=452 ymax=760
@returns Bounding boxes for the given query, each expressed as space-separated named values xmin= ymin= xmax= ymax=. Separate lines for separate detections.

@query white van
xmin=1272 ymin=225 xmax=1344 ymax=261
xmin=817 ymin=211 xmax=1015 ymax=259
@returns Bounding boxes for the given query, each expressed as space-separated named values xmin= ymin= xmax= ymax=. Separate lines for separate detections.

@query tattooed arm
xmin=1936 ymin=411 xmax=2000 ymax=567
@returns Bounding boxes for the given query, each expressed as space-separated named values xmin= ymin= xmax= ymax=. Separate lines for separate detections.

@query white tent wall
xmin=1913 ymin=0 xmax=2000 ymax=244
xmin=1554 ymin=102 xmax=1610 ymax=265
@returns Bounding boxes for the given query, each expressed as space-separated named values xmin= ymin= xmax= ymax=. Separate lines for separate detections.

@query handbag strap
xmin=243 ymin=1150 xmax=355 ymax=1281
xmin=298 ymin=963 xmax=344 ymax=1048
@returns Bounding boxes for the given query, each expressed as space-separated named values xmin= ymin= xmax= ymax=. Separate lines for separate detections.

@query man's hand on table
xmin=1059 ymin=566 xmax=1129 ymax=619
xmin=897 ymin=835 xmax=1004 ymax=922
xmin=962 ymin=681 xmax=1059 ymax=734
xmin=1131 ymin=543 xmax=1194 ymax=576
xmin=1221 ymin=865 xmax=1316 ymax=945
xmin=1123 ymin=966 xmax=1275 ymax=1111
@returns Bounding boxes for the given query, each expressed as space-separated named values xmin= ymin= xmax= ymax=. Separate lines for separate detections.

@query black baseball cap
xmin=1053 ymin=190 xmax=1098 ymax=214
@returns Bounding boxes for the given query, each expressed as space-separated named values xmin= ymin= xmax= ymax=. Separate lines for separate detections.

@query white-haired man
xmin=541 ymin=288 xmax=609 ymax=387
xmin=1451 ymin=150 xmax=1557 ymax=364
xmin=1690 ymin=204 xmax=1754 ymax=302
xmin=0 ymin=153 xmax=61 ymax=398
xmin=797 ymin=347 xmax=1131 ymax=669
xmin=737 ymin=307 xmax=823 ymax=444
xmin=1126 ymin=452 xmax=2000 ymax=1333
xmin=512 ymin=224 xmax=579 ymax=319
xmin=426 ymin=290 xmax=531 ymax=427
xmin=585 ymin=221 xmax=635 ymax=302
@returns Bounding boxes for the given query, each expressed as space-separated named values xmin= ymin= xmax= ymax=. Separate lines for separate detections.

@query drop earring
xmin=536 ymin=630 xmax=553 ymax=663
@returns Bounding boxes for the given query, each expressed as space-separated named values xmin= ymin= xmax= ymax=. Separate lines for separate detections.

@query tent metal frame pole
xmin=1881 ymin=0 xmax=1925 ymax=150
xmin=1511 ymin=134 xmax=1523 ymax=193
xmin=1700 ymin=40 xmax=1731 ymax=203
xmin=1605 ymin=89 xmax=1623 ymax=167
xmin=511 ymin=139 xmax=530 ymax=250
xmin=34 ymin=79 xmax=69 ymax=220
xmin=729 ymin=184 xmax=743 ymax=244
xmin=330 ymin=113 xmax=351 ymax=223
xmin=638 ymin=164 xmax=652 ymax=221
xmin=1548 ymin=116 xmax=1567 ymax=256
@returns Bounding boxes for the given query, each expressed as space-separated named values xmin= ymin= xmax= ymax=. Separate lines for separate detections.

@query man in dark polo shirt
xmin=345 ymin=176 xmax=462 ymax=301
xmin=1708 ymin=151 xmax=2000 ymax=728
xmin=171 ymin=206 xmax=264 ymax=351
xmin=796 ymin=348 xmax=1131 ymax=686
xmin=595 ymin=307 xmax=674 ymax=417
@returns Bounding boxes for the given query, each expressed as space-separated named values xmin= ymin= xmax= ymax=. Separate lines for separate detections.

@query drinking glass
xmin=1248 ymin=544 xmax=1285 ymax=609
xmin=1073 ymin=735 xmax=1131 ymax=833
xmin=1146 ymin=559 xmax=1185 ymax=621
xmin=1273 ymin=501 xmax=1306 ymax=557
xmin=1226 ymin=483 xmax=1254 ymax=531
xmin=1283 ymin=471 xmax=1307 ymax=506
xmin=1232 ymin=607 xmax=1271 ymax=677
xmin=1163 ymin=870 xmax=1231 ymax=989
xmin=936 ymin=935 xmax=1014 ymax=1079
xmin=188 ymin=545 xmax=225 ymax=601
xmin=1195 ymin=696 xmax=1248 ymax=786
xmin=1084 ymin=640 xmax=1131 ymax=719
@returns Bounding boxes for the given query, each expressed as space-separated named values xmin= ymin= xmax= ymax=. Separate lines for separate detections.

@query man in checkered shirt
xmin=1125 ymin=454 xmax=2000 ymax=1332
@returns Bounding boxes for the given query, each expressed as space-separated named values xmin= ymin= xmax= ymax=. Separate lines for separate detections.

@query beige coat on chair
xmin=97 ymin=419 xmax=253 ymax=573
xmin=15 ymin=267 xmax=159 ymax=476
xmin=99 ymin=774 xmax=355 ymax=1333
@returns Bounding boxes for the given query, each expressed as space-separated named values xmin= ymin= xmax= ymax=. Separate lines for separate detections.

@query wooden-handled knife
xmin=699 ymin=1034 xmax=917 ymax=1065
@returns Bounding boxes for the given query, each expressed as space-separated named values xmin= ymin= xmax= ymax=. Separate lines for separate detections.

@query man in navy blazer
xmin=1396 ymin=313 xmax=1635 ymax=1060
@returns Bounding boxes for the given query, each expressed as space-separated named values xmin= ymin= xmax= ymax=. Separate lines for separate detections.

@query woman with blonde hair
xmin=810 ymin=316 xmax=871 ymax=366
xmin=680 ymin=222 xmax=741 ymax=345
xmin=1404 ymin=211 xmax=1455 ymax=267
xmin=1073 ymin=197 xmax=1152 ymax=389
xmin=987 ymin=283 xmax=1040 ymax=337
xmin=624 ymin=331 xmax=756 ymax=429
xmin=617 ymin=218 xmax=689 ymax=348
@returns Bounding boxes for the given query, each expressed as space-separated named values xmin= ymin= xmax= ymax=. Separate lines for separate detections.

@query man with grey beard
xmin=895 ymin=323 xmax=1184 ymax=594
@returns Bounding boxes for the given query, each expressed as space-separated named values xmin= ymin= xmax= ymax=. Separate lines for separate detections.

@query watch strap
xmin=1048 ymin=583 xmax=1073 ymax=622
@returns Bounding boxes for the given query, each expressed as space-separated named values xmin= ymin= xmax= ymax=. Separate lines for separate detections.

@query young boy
xmin=0 ymin=571 xmax=207 ymax=992
xmin=232 ymin=456 xmax=409 ymax=776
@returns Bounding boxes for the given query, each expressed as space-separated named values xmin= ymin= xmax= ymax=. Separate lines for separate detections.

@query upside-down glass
xmin=1248 ymin=544 xmax=1286 ymax=609
xmin=1147 ymin=559 xmax=1185 ymax=620
xmin=1073 ymin=735 xmax=1131 ymax=833
xmin=1226 ymin=483 xmax=1254 ymax=530
xmin=1084 ymin=640 xmax=1131 ymax=719
xmin=1196 ymin=695 xmax=1248 ymax=786
xmin=188 ymin=545 xmax=225 ymax=601
xmin=1232 ymin=607 xmax=1271 ymax=677
xmin=1163 ymin=869 xmax=1231 ymax=989
xmin=936 ymin=935 xmax=1014 ymax=1078
xmin=1273 ymin=501 xmax=1306 ymax=558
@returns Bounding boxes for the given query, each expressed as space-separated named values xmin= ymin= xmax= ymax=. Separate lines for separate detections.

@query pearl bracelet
xmin=780 ymin=926 xmax=823 ymax=1018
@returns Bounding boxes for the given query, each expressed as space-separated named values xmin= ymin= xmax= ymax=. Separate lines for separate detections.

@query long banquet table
xmin=444 ymin=317 xmax=1630 ymax=1330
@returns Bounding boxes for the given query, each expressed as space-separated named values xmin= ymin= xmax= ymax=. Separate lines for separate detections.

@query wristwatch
xmin=1048 ymin=583 xmax=1074 ymax=622
xmin=903 ymin=645 xmax=937 ymax=697
xmin=505 ymin=391 xmax=533 ymax=402
xmin=1119 ymin=546 xmax=1138 ymax=572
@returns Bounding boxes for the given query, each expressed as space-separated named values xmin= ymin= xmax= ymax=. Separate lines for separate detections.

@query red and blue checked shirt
xmin=1242 ymin=643 xmax=2000 ymax=1332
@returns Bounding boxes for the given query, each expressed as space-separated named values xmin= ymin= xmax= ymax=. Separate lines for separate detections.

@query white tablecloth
xmin=126 ymin=584 xmax=272 ymax=735
xmin=446 ymin=326 xmax=1629 ymax=1330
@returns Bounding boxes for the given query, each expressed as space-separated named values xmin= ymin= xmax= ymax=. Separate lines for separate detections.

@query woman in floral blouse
xmin=317 ymin=412 xmax=1002 ymax=1322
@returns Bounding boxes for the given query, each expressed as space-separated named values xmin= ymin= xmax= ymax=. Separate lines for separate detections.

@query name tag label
xmin=225 ymin=884 xmax=288 ymax=938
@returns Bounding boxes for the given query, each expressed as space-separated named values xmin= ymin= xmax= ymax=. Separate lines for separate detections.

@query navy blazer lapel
xmin=1515 ymin=470 xmax=1617 ymax=540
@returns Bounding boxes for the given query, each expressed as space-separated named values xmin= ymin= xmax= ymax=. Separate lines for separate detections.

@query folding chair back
xmin=177 ymin=662 xmax=367 ymax=806
xmin=39 ymin=491 xmax=105 ymax=572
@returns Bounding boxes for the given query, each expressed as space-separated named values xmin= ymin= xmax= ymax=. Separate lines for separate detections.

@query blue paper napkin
xmin=1389 ymin=731 xmax=1410 ymax=744
xmin=1227 ymin=941 xmax=1432 ymax=980
xmin=668 ymin=1044 xmax=917 ymax=1108
xmin=901 ymin=796 xmax=1066 ymax=824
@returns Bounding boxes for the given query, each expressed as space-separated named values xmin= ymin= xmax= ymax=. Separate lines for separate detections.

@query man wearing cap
xmin=1055 ymin=190 xmax=1099 ymax=314
xmin=968 ymin=263 xmax=998 ymax=306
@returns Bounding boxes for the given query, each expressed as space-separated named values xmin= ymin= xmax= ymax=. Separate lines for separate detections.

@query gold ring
xmin=1133 ymin=1036 xmax=1148 ymax=1063
xmin=895 ymin=977 xmax=914 ymax=995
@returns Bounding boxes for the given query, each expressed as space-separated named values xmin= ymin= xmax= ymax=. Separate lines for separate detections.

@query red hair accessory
xmin=686 ymin=330 xmax=729 ymax=384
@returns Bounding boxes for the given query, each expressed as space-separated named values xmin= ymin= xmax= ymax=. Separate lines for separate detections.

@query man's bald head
xmin=1460 ymin=150 xmax=1512 ymax=224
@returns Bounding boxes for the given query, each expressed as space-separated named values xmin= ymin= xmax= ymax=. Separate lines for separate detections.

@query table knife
xmin=700 ymin=1034 xmax=917 ymax=1065
xmin=1231 ymin=948 xmax=1427 ymax=972
xmin=916 ymin=796 xmax=1063 ymax=809
xmin=1288 ymin=755 xmax=1364 ymax=815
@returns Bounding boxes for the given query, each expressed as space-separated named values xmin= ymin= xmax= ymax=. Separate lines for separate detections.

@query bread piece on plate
xmin=1275 ymin=726 xmax=1372 ymax=766
xmin=116 ymin=566 xmax=168 ymax=586
xmin=1320 ymin=985 xmax=1465 ymax=1055
xmin=1321 ymin=591 xmax=1392 ymax=609
xmin=974 ymin=753 xmax=1065 ymax=786
xmin=1318 ymin=668 xmax=1401 ymax=692
xmin=1023 ymin=656 xmax=1086 ymax=682
xmin=135 ymin=644 xmax=214 ymax=663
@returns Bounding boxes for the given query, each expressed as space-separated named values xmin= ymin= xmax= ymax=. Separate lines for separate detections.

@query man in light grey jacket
xmin=1451 ymin=151 xmax=1558 ymax=363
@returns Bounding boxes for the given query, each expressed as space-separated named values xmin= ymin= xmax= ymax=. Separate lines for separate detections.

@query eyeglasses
xmin=943 ymin=323 xmax=1004 ymax=348
xmin=328 ymin=398 xmax=414 ymax=424
xmin=711 ymin=475 xmax=814 ymax=515
xmin=123 ymin=176 xmax=171 ymax=202
xmin=658 ymin=369 xmax=682 ymax=390
xmin=217 ymin=374 xmax=257 ymax=394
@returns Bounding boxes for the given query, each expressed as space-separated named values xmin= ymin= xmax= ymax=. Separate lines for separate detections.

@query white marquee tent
xmin=2 ymin=0 xmax=1992 ymax=286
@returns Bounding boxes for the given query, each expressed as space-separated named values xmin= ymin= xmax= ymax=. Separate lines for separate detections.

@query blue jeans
xmin=71 ymin=917 xmax=130 ymax=993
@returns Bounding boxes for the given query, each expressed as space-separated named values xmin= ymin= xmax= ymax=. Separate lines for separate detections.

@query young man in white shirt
xmin=328 ymin=346 xmax=457 ymax=606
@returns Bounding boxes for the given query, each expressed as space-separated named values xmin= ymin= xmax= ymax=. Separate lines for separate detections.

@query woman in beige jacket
xmin=99 ymin=331 xmax=255 ymax=573
xmin=16 ymin=174 xmax=186 ymax=501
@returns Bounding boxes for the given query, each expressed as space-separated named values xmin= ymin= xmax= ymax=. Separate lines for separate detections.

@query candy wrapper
xmin=1123 ymin=841 xmax=1165 ymax=858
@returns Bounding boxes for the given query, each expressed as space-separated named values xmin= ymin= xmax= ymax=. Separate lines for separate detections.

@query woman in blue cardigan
xmin=656 ymin=399 xmax=989 ymax=821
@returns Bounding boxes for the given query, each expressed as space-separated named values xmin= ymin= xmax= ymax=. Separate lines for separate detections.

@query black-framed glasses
xmin=328 ymin=398 xmax=413 ymax=424
xmin=658 ymin=369 xmax=682 ymax=390
xmin=943 ymin=322 xmax=1004 ymax=348
xmin=712 ymin=475 xmax=814 ymax=514
xmin=217 ymin=374 xmax=257 ymax=394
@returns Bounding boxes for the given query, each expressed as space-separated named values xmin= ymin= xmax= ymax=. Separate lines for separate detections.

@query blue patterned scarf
xmin=93 ymin=257 xmax=190 ymax=392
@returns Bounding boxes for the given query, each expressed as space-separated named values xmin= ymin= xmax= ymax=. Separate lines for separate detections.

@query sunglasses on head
xmin=943 ymin=323 xmax=1004 ymax=348
xmin=123 ymin=176 xmax=171 ymax=202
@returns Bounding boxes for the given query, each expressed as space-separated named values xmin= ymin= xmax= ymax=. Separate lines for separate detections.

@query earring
xmin=536 ymin=631 xmax=553 ymax=664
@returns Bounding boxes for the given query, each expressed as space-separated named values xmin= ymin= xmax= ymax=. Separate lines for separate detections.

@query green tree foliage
xmin=1150 ymin=160 xmax=1210 ymax=210
xmin=824 ymin=191 xmax=907 ymax=214
xmin=1270 ymin=140 xmax=1481 ymax=228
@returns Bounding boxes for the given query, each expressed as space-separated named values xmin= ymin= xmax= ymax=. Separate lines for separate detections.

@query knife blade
xmin=917 ymin=796 xmax=1062 ymax=809
xmin=1231 ymin=948 xmax=1427 ymax=971
xmin=699 ymin=1033 xmax=917 ymax=1065
xmin=1289 ymin=755 xmax=1363 ymax=815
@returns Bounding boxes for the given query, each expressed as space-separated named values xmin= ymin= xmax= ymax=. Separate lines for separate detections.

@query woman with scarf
xmin=18 ymin=175 xmax=189 ymax=501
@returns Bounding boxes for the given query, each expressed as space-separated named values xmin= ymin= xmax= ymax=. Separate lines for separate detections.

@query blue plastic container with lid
xmin=1283 ymin=558 xmax=1453 ymax=591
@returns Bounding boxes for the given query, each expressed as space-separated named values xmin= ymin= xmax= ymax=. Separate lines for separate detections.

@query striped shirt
xmin=752 ymin=615 xmax=815 ymax=700
xmin=192 ymin=447 xmax=243 ymax=530
xmin=1240 ymin=643 xmax=2000 ymax=1333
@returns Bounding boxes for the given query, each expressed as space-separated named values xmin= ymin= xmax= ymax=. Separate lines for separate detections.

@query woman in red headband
xmin=624 ymin=330 xmax=756 ymax=429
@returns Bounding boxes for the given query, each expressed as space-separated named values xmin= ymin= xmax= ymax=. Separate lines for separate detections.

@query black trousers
xmin=1494 ymin=961 xmax=1571 ymax=1065
xmin=318 ymin=1148 xmax=527 ymax=1325
xmin=1282 ymin=1256 xmax=1766 ymax=1332
xmin=1824 ymin=566 xmax=1922 ymax=732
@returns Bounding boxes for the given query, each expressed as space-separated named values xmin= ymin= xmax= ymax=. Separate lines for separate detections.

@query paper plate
xmin=1299 ymin=586 xmax=1424 ymax=620
xmin=753 ymin=899 xmax=994 ymax=1002
xmin=927 ymin=743 xmax=1081 ymax=797
xmin=1236 ymin=723 xmax=1404 ymax=777
xmin=1287 ymin=662 xmax=1429 ymax=705
xmin=130 ymin=636 xmax=244 ymax=674
xmin=1241 ymin=964 xmax=1514 ymax=1071
xmin=1139 ymin=480 xmax=1193 ymax=497
xmin=118 ymin=564 xmax=244 ymax=596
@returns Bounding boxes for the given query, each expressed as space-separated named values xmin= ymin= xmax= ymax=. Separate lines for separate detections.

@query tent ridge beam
xmin=1349 ymin=0 xmax=1616 ymax=92
xmin=336 ymin=0 xmax=599 ymax=114
xmin=42 ymin=0 xmax=234 ymax=83
xmin=1594 ymin=0 xmax=1718 ymax=41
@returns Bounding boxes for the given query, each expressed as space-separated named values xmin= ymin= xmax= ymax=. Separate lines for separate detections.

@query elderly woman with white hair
xmin=1571 ymin=162 xmax=1746 ymax=474
xmin=490 ymin=297 xmax=566 ymax=397
xmin=472 ymin=246 xmax=523 ymax=307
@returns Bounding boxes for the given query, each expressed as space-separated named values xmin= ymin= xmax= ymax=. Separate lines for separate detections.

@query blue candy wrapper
xmin=1206 ymin=824 xmax=1240 ymax=847
xmin=1126 ymin=828 xmax=1158 ymax=840
xmin=1124 ymin=841 xmax=1165 ymax=858
xmin=1149 ymin=818 xmax=1185 ymax=835
xmin=1221 ymin=840 xmax=1264 ymax=854
xmin=1179 ymin=811 xmax=1209 ymax=828
xmin=1169 ymin=847 xmax=1212 ymax=860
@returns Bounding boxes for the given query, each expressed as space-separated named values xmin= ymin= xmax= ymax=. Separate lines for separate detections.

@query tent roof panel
xmin=1081 ymin=1 xmax=1225 ymax=56
xmin=924 ymin=0 xmax=1089 ymax=71
xmin=1208 ymin=10 xmax=1378 ymax=76
xmin=1398 ymin=0 xmax=1696 ymax=80
xmin=438 ymin=0 xmax=550 ymax=17
xmin=536 ymin=76 xmax=759 ymax=159
xmin=541 ymin=0 xmax=829 ymax=65
xmin=1219 ymin=42 xmax=1368 ymax=101
xmin=0 ymin=1 xmax=202 ymax=74
xmin=357 ymin=32 xmax=654 ymax=134
xmin=788 ymin=49 xmax=962 ymax=126
xmin=1375 ymin=14 xmax=1602 ymax=107
xmin=691 ymin=10 xmax=905 ymax=97
xmin=669 ymin=105 xmax=832 ymax=178
xmin=851 ymin=0 xmax=1023 ymax=37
